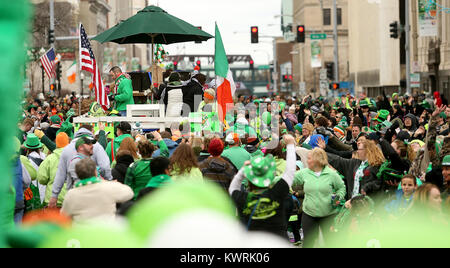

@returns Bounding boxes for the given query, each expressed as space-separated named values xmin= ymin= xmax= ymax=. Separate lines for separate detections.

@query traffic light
xmin=330 ymin=82 xmax=340 ymax=90
xmin=48 ymin=29 xmax=55 ymax=45
xmin=249 ymin=60 xmax=254 ymax=70
xmin=196 ymin=60 xmax=201 ymax=69
xmin=173 ymin=61 xmax=178 ymax=70
xmin=251 ymin=26 xmax=259 ymax=44
xmin=297 ymin=25 xmax=305 ymax=43
xmin=50 ymin=83 xmax=56 ymax=91
xmin=326 ymin=62 xmax=334 ymax=81
xmin=56 ymin=63 xmax=62 ymax=81
xmin=390 ymin=21 xmax=399 ymax=39
xmin=282 ymin=75 xmax=288 ymax=82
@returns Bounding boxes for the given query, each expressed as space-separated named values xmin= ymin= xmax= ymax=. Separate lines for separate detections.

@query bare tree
xmin=31 ymin=1 xmax=76 ymax=49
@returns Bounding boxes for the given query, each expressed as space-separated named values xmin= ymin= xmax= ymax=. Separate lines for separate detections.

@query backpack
xmin=24 ymin=156 xmax=44 ymax=211
xmin=28 ymin=156 xmax=43 ymax=167
xmin=24 ymin=182 xmax=43 ymax=212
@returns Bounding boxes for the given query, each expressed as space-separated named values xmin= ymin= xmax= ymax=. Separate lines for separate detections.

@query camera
xmin=146 ymin=133 xmax=154 ymax=140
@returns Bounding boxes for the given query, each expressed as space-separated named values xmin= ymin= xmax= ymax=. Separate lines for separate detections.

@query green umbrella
xmin=92 ymin=6 xmax=213 ymax=45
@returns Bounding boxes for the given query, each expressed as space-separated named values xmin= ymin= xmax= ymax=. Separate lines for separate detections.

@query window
xmin=323 ymin=9 xmax=331 ymax=25
xmin=337 ymin=8 xmax=342 ymax=25
xmin=323 ymin=8 xmax=342 ymax=25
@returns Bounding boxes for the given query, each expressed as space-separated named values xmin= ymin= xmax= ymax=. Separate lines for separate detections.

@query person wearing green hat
xmin=44 ymin=115 xmax=62 ymax=142
xmin=371 ymin=109 xmax=389 ymax=130
xmin=64 ymin=136 xmax=96 ymax=193
xmin=437 ymin=112 xmax=449 ymax=136
xmin=11 ymin=137 xmax=31 ymax=226
xmin=293 ymin=148 xmax=346 ymax=248
xmin=228 ymin=134 xmax=296 ymax=238
xmin=23 ymin=133 xmax=47 ymax=205
xmin=442 ymin=155 xmax=450 ymax=201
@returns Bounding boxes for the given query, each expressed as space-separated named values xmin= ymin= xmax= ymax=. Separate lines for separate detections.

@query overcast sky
xmin=151 ymin=0 xmax=283 ymax=65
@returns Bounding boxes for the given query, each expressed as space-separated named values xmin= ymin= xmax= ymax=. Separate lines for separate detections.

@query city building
xmin=348 ymin=0 xmax=450 ymax=100
xmin=278 ymin=0 xmax=349 ymax=97
xmin=28 ymin=0 xmax=154 ymax=95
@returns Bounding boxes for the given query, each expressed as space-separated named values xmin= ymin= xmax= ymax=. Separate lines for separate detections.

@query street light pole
xmin=79 ymin=72 xmax=84 ymax=117
xmin=332 ymin=0 xmax=339 ymax=83
xmin=405 ymin=0 xmax=412 ymax=95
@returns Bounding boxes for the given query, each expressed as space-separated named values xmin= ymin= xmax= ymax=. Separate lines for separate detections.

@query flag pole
xmin=78 ymin=23 xmax=82 ymax=117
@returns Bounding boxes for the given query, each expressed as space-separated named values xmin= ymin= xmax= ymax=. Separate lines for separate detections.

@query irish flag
xmin=215 ymin=23 xmax=236 ymax=122
xmin=66 ymin=61 xmax=77 ymax=84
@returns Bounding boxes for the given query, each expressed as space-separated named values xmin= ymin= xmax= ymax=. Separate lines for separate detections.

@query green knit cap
xmin=443 ymin=155 xmax=450 ymax=166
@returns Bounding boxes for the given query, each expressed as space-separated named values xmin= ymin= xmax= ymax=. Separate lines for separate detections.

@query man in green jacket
xmin=110 ymin=66 xmax=134 ymax=117
xmin=106 ymin=121 xmax=133 ymax=163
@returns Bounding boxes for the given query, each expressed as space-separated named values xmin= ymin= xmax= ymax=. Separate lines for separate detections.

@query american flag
xmin=40 ymin=48 xmax=56 ymax=79
xmin=79 ymin=23 xmax=110 ymax=108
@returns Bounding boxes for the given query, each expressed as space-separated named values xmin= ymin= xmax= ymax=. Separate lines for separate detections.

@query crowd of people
xmin=9 ymin=68 xmax=450 ymax=248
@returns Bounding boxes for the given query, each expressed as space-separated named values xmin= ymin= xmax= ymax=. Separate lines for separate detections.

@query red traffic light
xmin=251 ymin=27 xmax=258 ymax=33
xmin=289 ymin=75 xmax=293 ymax=80
xmin=298 ymin=26 xmax=305 ymax=33
xmin=332 ymin=83 xmax=340 ymax=90
xmin=250 ymin=60 xmax=254 ymax=65
xmin=196 ymin=60 xmax=201 ymax=65
xmin=174 ymin=61 xmax=178 ymax=66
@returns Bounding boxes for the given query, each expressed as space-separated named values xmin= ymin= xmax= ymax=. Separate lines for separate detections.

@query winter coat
xmin=36 ymin=148 xmax=67 ymax=206
xmin=114 ymin=74 xmax=134 ymax=111
xmin=200 ymin=157 xmax=237 ymax=191
xmin=163 ymin=81 xmax=184 ymax=117
xmin=379 ymin=139 xmax=411 ymax=175
xmin=105 ymin=134 xmax=133 ymax=163
xmin=51 ymin=128 xmax=112 ymax=199
xmin=327 ymin=153 xmax=382 ymax=199
xmin=152 ymin=138 xmax=178 ymax=158
xmin=403 ymin=113 xmax=418 ymax=135
xmin=61 ymin=181 xmax=133 ymax=223
xmin=45 ymin=126 xmax=60 ymax=142
xmin=182 ymin=79 xmax=204 ymax=113
xmin=111 ymin=154 xmax=135 ymax=184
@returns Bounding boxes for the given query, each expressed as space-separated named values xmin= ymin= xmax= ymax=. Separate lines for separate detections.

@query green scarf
xmin=75 ymin=177 xmax=102 ymax=188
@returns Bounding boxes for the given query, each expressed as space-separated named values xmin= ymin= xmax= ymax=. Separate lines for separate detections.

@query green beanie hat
xmin=442 ymin=155 xmax=450 ymax=166
xmin=50 ymin=115 xmax=61 ymax=124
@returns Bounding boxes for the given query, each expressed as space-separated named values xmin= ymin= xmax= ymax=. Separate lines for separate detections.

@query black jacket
xmin=327 ymin=153 xmax=382 ymax=200
xmin=45 ymin=126 xmax=60 ymax=142
xmin=199 ymin=157 xmax=237 ymax=192
xmin=182 ymin=79 xmax=204 ymax=113
xmin=112 ymin=154 xmax=135 ymax=184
